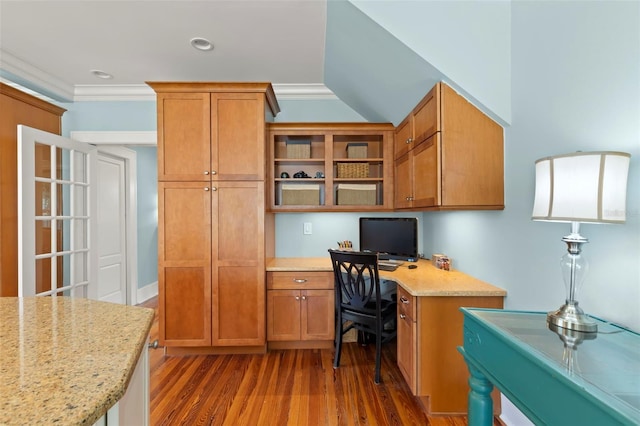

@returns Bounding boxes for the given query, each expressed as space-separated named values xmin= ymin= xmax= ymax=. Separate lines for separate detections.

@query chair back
xmin=329 ymin=250 xmax=382 ymax=312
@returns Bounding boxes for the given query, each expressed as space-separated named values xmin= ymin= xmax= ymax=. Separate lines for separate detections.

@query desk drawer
xmin=268 ymin=271 xmax=333 ymax=290
xmin=397 ymin=285 xmax=416 ymax=320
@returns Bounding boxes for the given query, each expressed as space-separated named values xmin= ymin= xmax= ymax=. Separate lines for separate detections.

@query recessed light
xmin=90 ymin=70 xmax=113 ymax=79
xmin=190 ymin=37 xmax=214 ymax=51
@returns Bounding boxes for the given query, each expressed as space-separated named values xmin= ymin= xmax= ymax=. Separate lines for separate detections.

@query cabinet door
xmin=212 ymin=181 xmax=265 ymax=346
xmin=157 ymin=93 xmax=211 ymax=181
xmin=411 ymin=133 xmax=440 ymax=208
xmin=397 ymin=309 xmax=417 ymax=393
xmin=301 ymin=289 xmax=334 ymax=341
xmin=412 ymin=83 xmax=440 ymax=146
xmin=394 ymin=153 xmax=412 ymax=209
xmin=211 ymin=93 xmax=265 ymax=181
xmin=267 ymin=289 xmax=301 ymax=341
xmin=397 ymin=287 xmax=417 ymax=393
xmin=158 ymin=182 xmax=212 ymax=346
xmin=394 ymin=114 xmax=413 ymax=160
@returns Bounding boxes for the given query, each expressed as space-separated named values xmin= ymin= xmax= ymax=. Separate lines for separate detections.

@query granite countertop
xmin=0 ymin=297 xmax=154 ymax=425
xmin=266 ymin=257 xmax=506 ymax=297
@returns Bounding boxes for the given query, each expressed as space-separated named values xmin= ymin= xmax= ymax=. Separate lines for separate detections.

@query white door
xmin=18 ymin=125 xmax=98 ymax=298
xmin=97 ymin=152 xmax=127 ymax=304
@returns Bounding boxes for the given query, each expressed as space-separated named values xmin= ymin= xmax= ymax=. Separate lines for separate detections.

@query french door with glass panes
xmin=18 ymin=125 xmax=98 ymax=298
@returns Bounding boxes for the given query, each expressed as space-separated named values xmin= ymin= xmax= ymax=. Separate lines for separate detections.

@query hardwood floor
xmin=140 ymin=297 xmax=490 ymax=426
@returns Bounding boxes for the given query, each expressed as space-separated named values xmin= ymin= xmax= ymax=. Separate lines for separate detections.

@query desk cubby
xmin=268 ymin=122 xmax=395 ymax=211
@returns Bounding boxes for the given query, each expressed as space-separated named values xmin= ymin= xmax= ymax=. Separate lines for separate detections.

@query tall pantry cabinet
xmin=148 ymin=82 xmax=279 ymax=353
xmin=0 ymin=83 xmax=66 ymax=297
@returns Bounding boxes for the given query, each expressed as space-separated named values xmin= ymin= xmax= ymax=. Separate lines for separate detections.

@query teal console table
xmin=458 ymin=308 xmax=640 ymax=425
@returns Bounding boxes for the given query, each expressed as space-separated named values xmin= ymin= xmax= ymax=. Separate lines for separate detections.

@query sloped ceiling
xmin=0 ymin=0 xmax=506 ymax=125
xmin=325 ymin=0 xmax=445 ymax=125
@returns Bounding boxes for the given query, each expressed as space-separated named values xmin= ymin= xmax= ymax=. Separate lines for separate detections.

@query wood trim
xmin=268 ymin=122 xmax=395 ymax=132
xmin=0 ymin=83 xmax=66 ymax=116
xmin=146 ymin=82 xmax=280 ymax=116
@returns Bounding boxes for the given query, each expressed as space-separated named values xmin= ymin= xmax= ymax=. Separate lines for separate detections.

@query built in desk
xmin=459 ymin=308 xmax=640 ymax=425
xmin=267 ymin=258 xmax=507 ymax=414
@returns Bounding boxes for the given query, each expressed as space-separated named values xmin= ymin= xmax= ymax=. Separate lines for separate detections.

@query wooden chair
xmin=329 ymin=249 xmax=397 ymax=384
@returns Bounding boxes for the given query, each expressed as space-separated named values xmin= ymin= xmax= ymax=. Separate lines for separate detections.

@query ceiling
xmin=0 ymin=0 xmax=330 ymax=102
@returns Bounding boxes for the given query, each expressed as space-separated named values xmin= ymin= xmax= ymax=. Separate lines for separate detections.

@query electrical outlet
xmin=303 ymin=222 xmax=312 ymax=235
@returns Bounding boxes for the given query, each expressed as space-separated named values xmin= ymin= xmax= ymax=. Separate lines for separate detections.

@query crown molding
xmin=0 ymin=50 xmax=338 ymax=102
xmin=73 ymin=83 xmax=337 ymax=102
xmin=0 ymin=50 xmax=75 ymax=102
xmin=74 ymin=85 xmax=157 ymax=102
xmin=272 ymin=83 xmax=337 ymax=100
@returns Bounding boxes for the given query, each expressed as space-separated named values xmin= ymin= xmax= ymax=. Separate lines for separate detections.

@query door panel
xmin=212 ymin=181 xmax=265 ymax=346
xmin=301 ymin=289 xmax=334 ymax=340
xmin=267 ymin=290 xmax=301 ymax=341
xmin=412 ymin=133 xmax=440 ymax=208
xmin=157 ymin=93 xmax=210 ymax=181
xmin=18 ymin=126 xmax=97 ymax=298
xmin=97 ymin=153 xmax=126 ymax=304
xmin=158 ymin=182 xmax=212 ymax=346
xmin=212 ymin=93 xmax=264 ymax=181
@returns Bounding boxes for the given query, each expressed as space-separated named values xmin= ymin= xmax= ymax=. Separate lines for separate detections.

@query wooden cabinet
xmin=152 ymin=84 xmax=279 ymax=182
xmin=268 ymin=123 xmax=395 ymax=211
xmin=0 ymin=83 xmax=65 ymax=297
xmin=158 ymin=182 xmax=212 ymax=346
xmin=151 ymin=82 xmax=279 ymax=353
xmin=212 ymin=181 xmax=267 ymax=347
xmin=266 ymin=271 xmax=334 ymax=349
xmin=396 ymin=285 xmax=504 ymax=414
xmin=394 ymin=82 xmax=504 ymax=210
xmin=396 ymin=286 xmax=417 ymax=393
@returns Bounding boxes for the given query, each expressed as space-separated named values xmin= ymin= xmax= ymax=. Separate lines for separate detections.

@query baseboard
xmin=137 ymin=281 xmax=158 ymax=304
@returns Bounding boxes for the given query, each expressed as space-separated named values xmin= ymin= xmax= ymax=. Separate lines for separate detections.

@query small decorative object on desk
xmin=337 ymin=240 xmax=353 ymax=250
xmin=432 ymin=254 xmax=451 ymax=271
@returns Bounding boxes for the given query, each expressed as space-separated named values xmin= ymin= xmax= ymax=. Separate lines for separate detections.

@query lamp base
xmin=547 ymin=302 xmax=597 ymax=333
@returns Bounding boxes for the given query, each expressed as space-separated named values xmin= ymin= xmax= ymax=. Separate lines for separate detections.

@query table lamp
xmin=532 ymin=151 xmax=631 ymax=333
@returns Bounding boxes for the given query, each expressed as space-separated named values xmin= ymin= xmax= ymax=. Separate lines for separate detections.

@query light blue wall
xmin=350 ymin=0 xmax=511 ymax=125
xmin=275 ymin=99 xmax=366 ymax=122
xmin=61 ymin=100 xmax=158 ymax=290
xmin=61 ymin=101 xmax=157 ymax=135
xmin=130 ymin=146 xmax=158 ymax=290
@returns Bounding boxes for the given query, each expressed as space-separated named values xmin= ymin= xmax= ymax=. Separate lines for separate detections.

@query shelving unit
xmin=268 ymin=122 xmax=395 ymax=211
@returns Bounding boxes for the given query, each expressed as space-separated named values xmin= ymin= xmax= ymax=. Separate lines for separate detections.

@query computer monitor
xmin=359 ymin=217 xmax=418 ymax=261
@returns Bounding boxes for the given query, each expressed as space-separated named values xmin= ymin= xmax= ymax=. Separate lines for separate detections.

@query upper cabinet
xmin=268 ymin=122 xmax=395 ymax=212
xmin=148 ymin=82 xmax=280 ymax=182
xmin=395 ymin=82 xmax=504 ymax=210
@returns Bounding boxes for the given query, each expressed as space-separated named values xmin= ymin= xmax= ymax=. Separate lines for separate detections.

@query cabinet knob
xmin=301 ymin=296 xmax=307 ymax=301
xmin=405 ymin=137 xmax=412 ymax=144
xmin=211 ymin=170 xmax=217 ymax=175
xmin=204 ymin=171 xmax=210 ymax=175
xmin=211 ymin=187 xmax=217 ymax=191
xmin=295 ymin=296 xmax=300 ymax=301
xmin=293 ymin=278 xmax=307 ymax=283
xmin=400 ymin=313 xmax=406 ymax=319
xmin=204 ymin=187 xmax=210 ymax=191
xmin=400 ymin=297 xmax=410 ymax=304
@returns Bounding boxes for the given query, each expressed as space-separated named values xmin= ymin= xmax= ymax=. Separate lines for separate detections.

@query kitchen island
xmin=0 ymin=297 xmax=154 ymax=425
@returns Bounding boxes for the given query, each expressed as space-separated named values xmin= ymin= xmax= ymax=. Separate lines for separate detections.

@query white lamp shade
xmin=532 ymin=151 xmax=631 ymax=223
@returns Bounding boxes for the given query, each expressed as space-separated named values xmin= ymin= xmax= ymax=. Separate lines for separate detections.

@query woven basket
xmin=286 ymin=141 xmax=311 ymax=159
xmin=337 ymin=184 xmax=377 ymax=205
xmin=281 ymin=184 xmax=320 ymax=205
xmin=337 ymin=163 xmax=369 ymax=178
xmin=346 ymin=143 xmax=368 ymax=159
